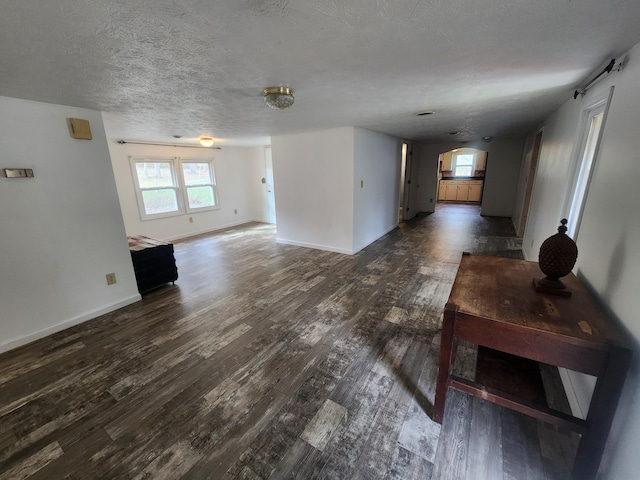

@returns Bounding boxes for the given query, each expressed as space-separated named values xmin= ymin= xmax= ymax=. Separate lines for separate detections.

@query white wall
xmin=413 ymin=138 xmax=524 ymax=217
xmin=475 ymin=138 xmax=525 ymax=217
xmin=108 ymin=142 xmax=268 ymax=241
xmin=518 ymin=42 xmax=640 ymax=479
xmin=353 ymin=128 xmax=402 ymax=252
xmin=0 ymin=97 xmax=140 ymax=353
xmin=271 ymin=128 xmax=355 ymax=254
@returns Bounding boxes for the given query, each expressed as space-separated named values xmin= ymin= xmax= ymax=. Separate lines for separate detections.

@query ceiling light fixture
xmin=199 ymin=137 xmax=214 ymax=147
xmin=264 ymin=87 xmax=295 ymax=110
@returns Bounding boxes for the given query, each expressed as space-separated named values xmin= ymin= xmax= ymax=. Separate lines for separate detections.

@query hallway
xmin=0 ymin=206 xmax=575 ymax=479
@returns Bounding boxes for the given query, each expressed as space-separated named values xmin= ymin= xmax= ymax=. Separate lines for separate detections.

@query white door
xmin=264 ymin=147 xmax=276 ymax=224
xmin=402 ymin=144 xmax=413 ymax=221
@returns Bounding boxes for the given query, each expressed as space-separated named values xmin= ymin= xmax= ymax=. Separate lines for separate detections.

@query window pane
xmin=186 ymin=186 xmax=215 ymax=209
xmin=455 ymin=154 xmax=474 ymax=166
xmin=455 ymin=166 xmax=473 ymax=177
xmin=141 ymin=189 xmax=179 ymax=214
xmin=182 ymin=163 xmax=213 ymax=186
xmin=136 ymin=162 xmax=176 ymax=188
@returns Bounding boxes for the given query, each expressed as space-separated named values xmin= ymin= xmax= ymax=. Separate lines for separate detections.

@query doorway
xmin=436 ymin=147 xmax=487 ymax=209
xmin=518 ymin=131 xmax=543 ymax=237
xmin=399 ymin=143 xmax=412 ymax=222
xmin=264 ymin=147 xmax=276 ymax=224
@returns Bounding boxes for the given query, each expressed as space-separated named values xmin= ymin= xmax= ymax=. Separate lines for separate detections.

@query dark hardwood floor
xmin=0 ymin=204 xmax=577 ymax=479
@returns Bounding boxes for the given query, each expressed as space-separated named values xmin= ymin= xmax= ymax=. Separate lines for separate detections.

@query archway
xmin=436 ymin=147 xmax=487 ymax=208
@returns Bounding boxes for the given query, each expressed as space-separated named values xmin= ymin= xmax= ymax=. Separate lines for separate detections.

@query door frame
xmin=518 ymin=130 xmax=543 ymax=238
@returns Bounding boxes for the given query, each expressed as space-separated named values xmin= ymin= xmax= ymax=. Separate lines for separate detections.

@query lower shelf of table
xmin=448 ymin=346 xmax=587 ymax=433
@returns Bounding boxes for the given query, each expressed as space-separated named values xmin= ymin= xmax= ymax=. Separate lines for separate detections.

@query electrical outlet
xmin=106 ymin=273 xmax=117 ymax=285
xmin=234 ymin=209 xmax=238 ymax=214
xmin=189 ymin=217 xmax=193 ymax=223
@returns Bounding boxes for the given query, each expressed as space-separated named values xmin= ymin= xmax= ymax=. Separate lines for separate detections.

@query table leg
xmin=434 ymin=303 xmax=458 ymax=423
xmin=572 ymin=346 xmax=632 ymax=480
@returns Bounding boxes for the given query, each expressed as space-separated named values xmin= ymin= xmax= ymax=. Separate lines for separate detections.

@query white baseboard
xmin=0 ymin=294 xmax=141 ymax=354
xmin=276 ymin=237 xmax=354 ymax=255
xmin=558 ymin=367 xmax=586 ymax=419
xmin=165 ymin=220 xmax=256 ymax=243
xmin=277 ymin=224 xmax=399 ymax=256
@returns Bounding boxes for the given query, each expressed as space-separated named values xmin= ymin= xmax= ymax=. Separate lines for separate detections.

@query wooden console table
xmin=434 ymin=253 xmax=631 ymax=479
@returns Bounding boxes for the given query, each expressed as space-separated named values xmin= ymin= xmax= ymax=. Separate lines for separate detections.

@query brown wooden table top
xmin=447 ymin=254 xmax=627 ymax=348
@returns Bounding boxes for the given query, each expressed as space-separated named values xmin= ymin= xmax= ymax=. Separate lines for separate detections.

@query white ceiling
xmin=2 ymin=0 xmax=640 ymax=146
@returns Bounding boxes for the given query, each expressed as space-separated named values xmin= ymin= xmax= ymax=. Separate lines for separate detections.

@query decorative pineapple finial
xmin=533 ymin=219 xmax=578 ymax=297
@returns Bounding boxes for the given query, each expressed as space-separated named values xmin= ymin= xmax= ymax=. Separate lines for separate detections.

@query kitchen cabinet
xmin=438 ymin=179 xmax=483 ymax=202
xmin=439 ymin=181 xmax=458 ymax=200
xmin=441 ymin=152 xmax=453 ymax=171
xmin=468 ymin=181 xmax=483 ymax=201
xmin=446 ymin=183 xmax=459 ymax=200
xmin=455 ymin=184 xmax=469 ymax=201
xmin=475 ymin=153 xmax=487 ymax=171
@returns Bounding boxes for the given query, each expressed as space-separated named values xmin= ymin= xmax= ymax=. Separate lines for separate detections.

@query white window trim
xmin=130 ymin=156 xmax=219 ymax=221
xmin=560 ymin=86 xmax=614 ymax=240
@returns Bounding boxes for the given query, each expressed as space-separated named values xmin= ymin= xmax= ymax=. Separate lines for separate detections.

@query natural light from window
xmin=136 ymin=162 xmax=180 ymax=215
xmin=454 ymin=154 xmax=475 ymax=177
xmin=182 ymin=162 xmax=216 ymax=210
xmin=131 ymin=157 xmax=219 ymax=220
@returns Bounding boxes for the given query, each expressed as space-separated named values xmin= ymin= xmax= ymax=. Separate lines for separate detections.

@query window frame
xmin=178 ymin=159 xmax=219 ymax=214
xmin=560 ymin=86 xmax=614 ymax=240
xmin=453 ymin=153 xmax=476 ymax=177
xmin=130 ymin=156 xmax=219 ymax=221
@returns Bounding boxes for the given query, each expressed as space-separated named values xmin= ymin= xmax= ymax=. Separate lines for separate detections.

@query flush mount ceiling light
xmin=264 ymin=87 xmax=294 ymax=110
xmin=199 ymin=137 xmax=214 ymax=147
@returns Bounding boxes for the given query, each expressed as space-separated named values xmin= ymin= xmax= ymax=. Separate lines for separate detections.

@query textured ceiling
xmin=2 ymin=1 xmax=640 ymax=146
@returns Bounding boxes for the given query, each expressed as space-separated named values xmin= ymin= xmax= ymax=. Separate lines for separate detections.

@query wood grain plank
xmin=301 ymin=399 xmax=348 ymax=451
xmin=432 ymin=388 xmax=471 ymax=479
xmin=350 ymin=397 xmax=408 ymax=480
xmin=0 ymin=441 xmax=63 ymax=480
xmin=466 ymin=396 xmax=503 ymax=480
xmin=396 ymin=333 xmax=441 ymax=464
xmin=385 ymin=445 xmax=434 ymax=480
xmin=501 ymin=408 xmax=547 ymax=480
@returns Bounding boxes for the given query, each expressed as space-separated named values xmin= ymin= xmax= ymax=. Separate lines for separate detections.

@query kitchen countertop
xmin=440 ymin=176 xmax=485 ymax=180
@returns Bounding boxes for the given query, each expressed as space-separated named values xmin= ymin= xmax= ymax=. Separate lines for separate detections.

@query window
xmin=562 ymin=86 xmax=613 ymax=239
xmin=181 ymin=162 xmax=217 ymax=211
xmin=131 ymin=157 xmax=218 ymax=220
xmin=453 ymin=153 xmax=475 ymax=177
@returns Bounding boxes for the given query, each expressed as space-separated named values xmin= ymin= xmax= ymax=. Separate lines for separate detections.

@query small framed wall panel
xmin=69 ymin=118 xmax=92 ymax=140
